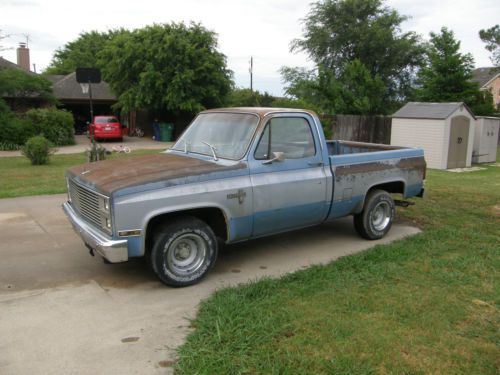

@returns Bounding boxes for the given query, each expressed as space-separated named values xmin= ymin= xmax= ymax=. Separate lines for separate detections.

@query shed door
xmin=447 ymin=116 xmax=469 ymax=169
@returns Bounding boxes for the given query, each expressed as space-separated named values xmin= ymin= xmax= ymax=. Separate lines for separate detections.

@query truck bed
xmin=326 ymin=140 xmax=425 ymax=220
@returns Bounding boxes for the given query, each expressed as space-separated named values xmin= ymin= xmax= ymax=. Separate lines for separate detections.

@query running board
xmin=395 ymin=200 xmax=415 ymax=208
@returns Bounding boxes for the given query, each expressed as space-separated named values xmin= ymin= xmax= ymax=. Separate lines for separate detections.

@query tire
xmin=150 ymin=217 xmax=218 ymax=287
xmin=353 ymin=189 xmax=395 ymax=240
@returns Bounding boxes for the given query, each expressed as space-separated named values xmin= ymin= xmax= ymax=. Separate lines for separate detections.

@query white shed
xmin=472 ymin=117 xmax=499 ymax=163
xmin=391 ymin=102 xmax=475 ymax=169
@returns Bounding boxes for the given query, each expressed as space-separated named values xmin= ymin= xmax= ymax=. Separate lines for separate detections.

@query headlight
xmin=104 ymin=198 xmax=110 ymax=211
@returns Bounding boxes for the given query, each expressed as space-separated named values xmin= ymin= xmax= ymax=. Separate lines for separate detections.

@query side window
xmin=254 ymin=117 xmax=316 ymax=160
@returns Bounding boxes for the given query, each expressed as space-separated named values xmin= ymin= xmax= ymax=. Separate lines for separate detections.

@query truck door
xmin=248 ymin=114 xmax=329 ymax=237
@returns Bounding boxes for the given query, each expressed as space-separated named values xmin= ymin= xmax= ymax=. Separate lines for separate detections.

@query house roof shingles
xmin=472 ymin=67 xmax=499 ymax=87
xmin=48 ymin=72 xmax=116 ymax=101
xmin=392 ymin=102 xmax=474 ymax=120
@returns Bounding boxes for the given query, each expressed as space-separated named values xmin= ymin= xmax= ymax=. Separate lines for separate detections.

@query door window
xmin=255 ymin=117 xmax=316 ymax=160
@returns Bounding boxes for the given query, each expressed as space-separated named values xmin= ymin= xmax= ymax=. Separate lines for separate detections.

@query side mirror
xmin=262 ymin=151 xmax=285 ymax=165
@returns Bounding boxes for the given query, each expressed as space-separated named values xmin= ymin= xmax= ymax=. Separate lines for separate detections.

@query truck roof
xmin=201 ymin=107 xmax=318 ymax=118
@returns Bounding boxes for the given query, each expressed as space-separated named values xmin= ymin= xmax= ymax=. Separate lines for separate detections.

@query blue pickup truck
xmin=63 ymin=108 xmax=425 ymax=286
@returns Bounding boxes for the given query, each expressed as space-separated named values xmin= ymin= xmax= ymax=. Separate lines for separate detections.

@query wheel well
xmin=145 ymin=207 xmax=228 ymax=254
xmin=355 ymin=181 xmax=405 ymax=213
xmin=368 ymin=181 xmax=405 ymax=195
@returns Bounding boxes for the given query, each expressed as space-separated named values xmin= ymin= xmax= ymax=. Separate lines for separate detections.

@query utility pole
xmin=249 ymin=56 xmax=253 ymax=92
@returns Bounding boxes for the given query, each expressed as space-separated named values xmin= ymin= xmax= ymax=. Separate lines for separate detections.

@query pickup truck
xmin=63 ymin=108 xmax=425 ymax=287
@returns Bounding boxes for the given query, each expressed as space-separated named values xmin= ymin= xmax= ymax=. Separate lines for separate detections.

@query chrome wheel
xmin=370 ymin=201 xmax=391 ymax=231
xmin=166 ymin=233 xmax=207 ymax=276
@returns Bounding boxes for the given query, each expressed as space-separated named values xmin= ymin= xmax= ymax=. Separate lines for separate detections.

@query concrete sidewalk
xmin=0 ymin=194 xmax=420 ymax=374
xmin=0 ymin=135 xmax=172 ymax=157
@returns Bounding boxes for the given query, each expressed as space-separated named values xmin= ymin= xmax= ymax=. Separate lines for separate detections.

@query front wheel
xmin=354 ymin=189 xmax=395 ymax=240
xmin=150 ymin=217 xmax=218 ymax=287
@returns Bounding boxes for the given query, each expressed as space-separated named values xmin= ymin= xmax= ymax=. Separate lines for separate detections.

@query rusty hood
xmin=67 ymin=153 xmax=246 ymax=196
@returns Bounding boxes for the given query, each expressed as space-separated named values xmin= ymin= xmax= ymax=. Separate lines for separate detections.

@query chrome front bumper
xmin=62 ymin=202 xmax=129 ymax=263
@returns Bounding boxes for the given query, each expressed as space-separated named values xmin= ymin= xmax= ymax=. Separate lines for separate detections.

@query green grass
xmin=0 ymin=149 xmax=161 ymax=199
xmin=176 ymin=152 xmax=500 ymax=374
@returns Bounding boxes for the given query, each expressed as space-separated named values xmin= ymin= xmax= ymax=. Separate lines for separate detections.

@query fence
xmin=321 ymin=114 xmax=392 ymax=144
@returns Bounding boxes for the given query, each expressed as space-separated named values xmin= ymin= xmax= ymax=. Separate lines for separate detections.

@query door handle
xmin=308 ymin=161 xmax=324 ymax=167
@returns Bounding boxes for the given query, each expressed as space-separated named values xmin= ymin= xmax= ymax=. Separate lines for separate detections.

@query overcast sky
xmin=1 ymin=0 xmax=499 ymax=96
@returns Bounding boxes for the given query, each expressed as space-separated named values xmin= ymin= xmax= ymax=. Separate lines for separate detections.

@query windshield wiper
xmin=202 ymin=141 xmax=218 ymax=161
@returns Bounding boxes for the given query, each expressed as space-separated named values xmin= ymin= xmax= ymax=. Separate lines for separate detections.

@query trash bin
xmin=159 ymin=123 xmax=174 ymax=142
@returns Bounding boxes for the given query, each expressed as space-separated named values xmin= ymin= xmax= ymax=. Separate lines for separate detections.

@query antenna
xmin=249 ymin=56 xmax=253 ymax=92
xmin=22 ymin=33 xmax=31 ymax=47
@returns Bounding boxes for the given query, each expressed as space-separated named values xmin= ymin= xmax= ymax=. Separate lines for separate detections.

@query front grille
xmin=68 ymin=179 xmax=110 ymax=233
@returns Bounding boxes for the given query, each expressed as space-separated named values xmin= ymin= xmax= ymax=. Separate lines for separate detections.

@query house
xmin=46 ymin=73 xmax=118 ymax=134
xmin=391 ymin=102 xmax=475 ymax=170
xmin=472 ymin=67 xmax=500 ymax=109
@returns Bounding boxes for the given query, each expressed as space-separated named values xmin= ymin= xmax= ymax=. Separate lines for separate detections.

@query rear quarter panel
xmin=328 ymin=148 xmax=425 ymax=220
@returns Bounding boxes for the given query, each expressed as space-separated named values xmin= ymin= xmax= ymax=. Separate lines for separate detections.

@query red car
xmin=89 ymin=116 xmax=123 ymax=141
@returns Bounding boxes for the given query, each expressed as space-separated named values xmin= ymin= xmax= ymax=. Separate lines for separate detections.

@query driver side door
xmin=248 ymin=114 xmax=329 ymax=237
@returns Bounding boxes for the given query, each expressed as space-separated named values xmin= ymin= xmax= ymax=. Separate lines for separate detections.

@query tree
xmin=416 ymin=27 xmax=494 ymax=115
xmin=0 ymin=67 xmax=55 ymax=110
xmin=479 ymin=25 xmax=500 ymax=67
xmin=44 ymin=30 xmax=127 ymax=75
xmin=99 ymin=23 xmax=232 ymax=114
xmin=283 ymin=0 xmax=424 ymax=113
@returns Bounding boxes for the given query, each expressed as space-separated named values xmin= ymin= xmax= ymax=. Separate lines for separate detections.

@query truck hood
xmin=67 ymin=152 xmax=247 ymax=196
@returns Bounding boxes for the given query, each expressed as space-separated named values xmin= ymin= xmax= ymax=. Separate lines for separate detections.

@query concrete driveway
xmin=0 ymin=194 xmax=420 ymax=374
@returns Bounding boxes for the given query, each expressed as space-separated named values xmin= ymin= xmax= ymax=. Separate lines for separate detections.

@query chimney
xmin=17 ymin=42 xmax=30 ymax=71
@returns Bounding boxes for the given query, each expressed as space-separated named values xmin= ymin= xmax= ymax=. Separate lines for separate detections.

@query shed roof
xmin=392 ymin=102 xmax=474 ymax=120
xmin=47 ymin=72 xmax=116 ymax=101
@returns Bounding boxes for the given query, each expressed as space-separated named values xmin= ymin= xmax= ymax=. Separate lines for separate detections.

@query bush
xmin=86 ymin=139 xmax=106 ymax=162
xmin=0 ymin=113 xmax=36 ymax=145
xmin=21 ymin=135 xmax=55 ymax=165
xmin=25 ymin=108 xmax=75 ymax=146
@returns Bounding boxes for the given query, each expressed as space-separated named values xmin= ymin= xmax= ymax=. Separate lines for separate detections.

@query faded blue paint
xmin=126 ymin=237 xmax=143 ymax=257
xmin=252 ymin=201 xmax=329 ymax=236
xmin=228 ymin=215 xmax=254 ymax=242
xmin=327 ymin=195 xmax=364 ymax=220
xmin=113 ymin=166 xmax=250 ymax=198
xmin=405 ymin=183 xmax=424 ymax=198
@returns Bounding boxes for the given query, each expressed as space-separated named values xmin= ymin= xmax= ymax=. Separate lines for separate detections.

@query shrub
xmin=0 ymin=112 xmax=36 ymax=145
xmin=25 ymin=108 xmax=75 ymax=146
xmin=86 ymin=139 xmax=106 ymax=162
xmin=0 ymin=141 xmax=21 ymax=151
xmin=21 ymin=135 xmax=55 ymax=165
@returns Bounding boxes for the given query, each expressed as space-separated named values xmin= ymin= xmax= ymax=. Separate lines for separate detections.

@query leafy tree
xmin=479 ymin=25 xmax=500 ymax=67
xmin=99 ymin=23 xmax=232 ymax=114
xmin=0 ymin=67 xmax=55 ymax=110
xmin=44 ymin=30 xmax=127 ymax=75
xmin=282 ymin=60 xmax=386 ymax=115
xmin=416 ymin=27 xmax=494 ymax=115
xmin=283 ymin=0 xmax=424 ymax=113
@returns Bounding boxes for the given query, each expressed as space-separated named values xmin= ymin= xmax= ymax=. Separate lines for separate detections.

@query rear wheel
xmin=150 ymin=217 xmax=218 ymax=287
xmin=354 ymin=189 xmax=395 ymax=240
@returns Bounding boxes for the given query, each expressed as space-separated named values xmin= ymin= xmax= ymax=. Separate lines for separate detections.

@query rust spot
xmin=121 ymin=336 xmax=140 ymax=343
xmin=68 ymin=153 xmax=246 ymax=195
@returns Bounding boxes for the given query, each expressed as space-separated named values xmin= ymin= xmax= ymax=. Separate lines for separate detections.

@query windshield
xmin=172 ymin=113 xmax=259 ymax=160
xmin=95 ymin=117 xmax=118 ymax=124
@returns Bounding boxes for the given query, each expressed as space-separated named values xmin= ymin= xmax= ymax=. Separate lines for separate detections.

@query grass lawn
xmin=0 ymin=149 xmax=161 ymax=199
xmin=176 ymin=151 xmax=500 ymax=374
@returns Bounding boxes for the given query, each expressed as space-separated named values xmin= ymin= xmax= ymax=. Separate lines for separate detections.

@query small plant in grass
xmin=21 ymin=135 xmax=55 ymax=165
xmin=0 ymin=141 xmax=21 ymax=151
xmin=86 ymin=138 xmax=106 ymax=162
